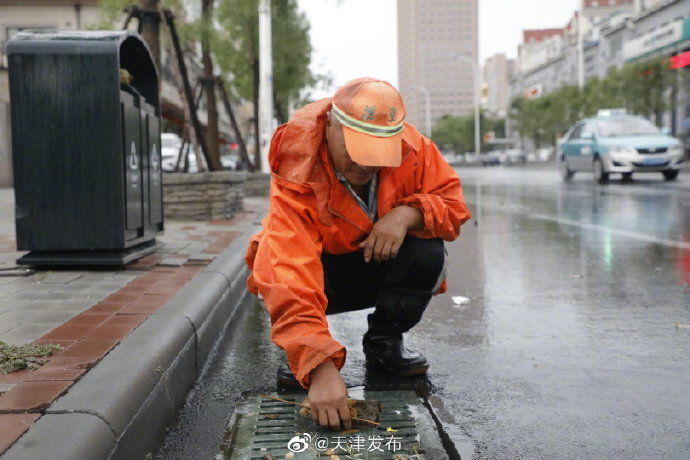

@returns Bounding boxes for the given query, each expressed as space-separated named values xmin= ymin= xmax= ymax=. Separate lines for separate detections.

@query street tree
xmin=216 ymin=0 xmax=319 ymax=169
xmin=431 ymin=111 xmax=501 ymax=153
xmin=511 ymin=56 xmax=678 ymax=146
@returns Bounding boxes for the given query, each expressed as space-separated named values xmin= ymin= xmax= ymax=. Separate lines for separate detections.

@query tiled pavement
xmin=0 ymin=188 xmax=266 ymax=454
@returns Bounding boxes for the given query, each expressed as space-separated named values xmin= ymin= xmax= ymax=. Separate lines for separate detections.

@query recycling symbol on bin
xmin=150 ymin=144 xmax=160 ymax=173
xmin=129 ymin=142 xmax=139 ymax=170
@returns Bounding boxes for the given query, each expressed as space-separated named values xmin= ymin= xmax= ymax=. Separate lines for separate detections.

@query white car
xmin=161 ymin=133 xmax=182 ymax=172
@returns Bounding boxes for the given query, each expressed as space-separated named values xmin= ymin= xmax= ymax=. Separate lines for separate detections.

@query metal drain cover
xmin=220 ymin=389 xmax=447 ymax=459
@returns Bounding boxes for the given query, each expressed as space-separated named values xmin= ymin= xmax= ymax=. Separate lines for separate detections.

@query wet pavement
xmin=156 ymin=165 xmax=690 ymax=459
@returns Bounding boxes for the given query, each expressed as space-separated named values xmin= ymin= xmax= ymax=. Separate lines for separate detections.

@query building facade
xmin=509 ymin=0 xmax=690 ymax=149
xmin=519 ymin=29 xmax=566 ymax=75
xmin=397 ymin=0 xmax=479 ymax=132
xmin=483 ymin=53 xmax=515 ymax=119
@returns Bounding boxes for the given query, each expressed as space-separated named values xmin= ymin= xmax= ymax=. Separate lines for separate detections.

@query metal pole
xmin=258 ymin=0 xmax=273 ymax=174
xmin=578 ymin=9 xmax=585 ymax=88
xmin=474 ymin=63 xmax=480 ymax=156
xmin=418 ymin=86 xmax=431 ymax=137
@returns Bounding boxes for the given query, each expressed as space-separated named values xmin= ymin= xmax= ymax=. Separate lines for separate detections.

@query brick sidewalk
xmin=0 ymin=188 xmax=265 ymax=454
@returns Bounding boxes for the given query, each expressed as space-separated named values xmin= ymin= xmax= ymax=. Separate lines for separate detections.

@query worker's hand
xmin=307 ymin=360 xmax=351 ymax=431
xmin=359 ymin=205 xmax=423 ymax=263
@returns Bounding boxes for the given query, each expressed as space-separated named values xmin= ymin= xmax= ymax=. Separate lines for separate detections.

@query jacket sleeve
xmin=250 ymin=183 xmax=346 ymax=388
xmin=393 ymin=137 xmax=471 ymax=241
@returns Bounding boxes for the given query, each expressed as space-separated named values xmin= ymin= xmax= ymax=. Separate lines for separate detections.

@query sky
xmin=296 ymin=0 xmax=581 ymax=97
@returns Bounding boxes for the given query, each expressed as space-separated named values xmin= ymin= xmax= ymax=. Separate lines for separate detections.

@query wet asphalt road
xmin=157 ymin=165 xmax=690 ymax=459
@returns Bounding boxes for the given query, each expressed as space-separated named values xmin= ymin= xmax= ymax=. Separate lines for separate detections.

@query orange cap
xmin=331 ymin=77 xmax=406 ymax=167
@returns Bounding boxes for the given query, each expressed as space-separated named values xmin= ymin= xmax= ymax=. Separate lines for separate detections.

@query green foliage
xmin=216 ymin=0 xmax=319 ymax=123
xmin=98 ymin=0 xmax=318 ymax=126
xmin=215 ymin=0 xmax=259 ymax=103
xmin=511 ymin=57 xmax=677 ymax=147
xmin=96 ymin=0 xmax=131 ymax=28
xmin=431 ymin=111 xmax=504 ymax=153
xmin=0 ymin=341 xmax=61 ymax=374
xmin=96 ymin=0 xmax=186 ymax=31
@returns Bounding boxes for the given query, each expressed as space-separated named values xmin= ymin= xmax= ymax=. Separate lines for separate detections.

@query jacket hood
xmin=270 ymin=98 xmax=332 ymax=186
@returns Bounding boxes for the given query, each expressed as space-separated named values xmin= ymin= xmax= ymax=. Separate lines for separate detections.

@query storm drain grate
xmin=220 ymin=390 xmax=447 ymax=459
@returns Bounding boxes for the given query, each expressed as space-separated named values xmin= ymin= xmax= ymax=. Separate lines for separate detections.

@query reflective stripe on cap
xmin=332 ymin=103 xmax=403 ymax=138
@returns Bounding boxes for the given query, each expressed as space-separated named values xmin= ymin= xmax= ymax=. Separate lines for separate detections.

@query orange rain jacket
xmin=245 ymin=98 xmax=471 ymax=388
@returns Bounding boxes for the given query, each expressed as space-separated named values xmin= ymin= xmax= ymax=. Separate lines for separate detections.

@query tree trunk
xmin=274 ymin=95 xmax=285 ymax=125
xmin=247 ymin=23 xmax=261 ymax=171
xmin=163 ymin=10 xmax=212 ymax=169
xmin=253 ymin=56 xmax=261 ymax=170
xmin=137 ymin=0 xmax=161 ymax=73
xmin=217 ymin=79 xmax=254 ymax=172
xmin=201 ymin=0 xmax=222 ymax=171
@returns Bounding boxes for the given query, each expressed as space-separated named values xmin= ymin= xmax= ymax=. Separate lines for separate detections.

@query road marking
xmin=467 ymin=200 xmax=690 ymax=250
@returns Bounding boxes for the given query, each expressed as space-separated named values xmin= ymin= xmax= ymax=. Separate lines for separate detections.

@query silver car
xmin=558 ymin=112 xmax=685 ymax=183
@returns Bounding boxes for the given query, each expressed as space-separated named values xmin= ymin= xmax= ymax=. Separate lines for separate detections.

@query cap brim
xmin=342 ymin=126 xmax=402 ymax=167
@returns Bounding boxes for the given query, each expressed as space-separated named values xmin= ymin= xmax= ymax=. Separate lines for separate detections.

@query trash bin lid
xmin=7 ymin=30 xmax=159 ymax=110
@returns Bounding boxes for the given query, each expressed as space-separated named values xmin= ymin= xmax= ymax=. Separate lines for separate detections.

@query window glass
xmin=581 ymin=121 xmax=596 ymax=137
xmin=598 ymin=118 xmax=660 ymax=137
xmin=569 ymin=124 xmax=583 ymax=140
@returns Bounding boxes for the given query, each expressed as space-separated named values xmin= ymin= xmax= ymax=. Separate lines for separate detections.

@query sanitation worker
xmin=245 ymin=77 xmax=470 ymax=430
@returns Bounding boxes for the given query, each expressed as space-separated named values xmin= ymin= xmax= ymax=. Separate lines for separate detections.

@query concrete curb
xmin=3 ymin=223 xmax=260 ymax=460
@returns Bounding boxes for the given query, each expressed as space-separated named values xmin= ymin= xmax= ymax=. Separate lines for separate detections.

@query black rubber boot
xmin=276 ymin=365 xmax=301 ymax=388
xmin=363 ymin=285 xmax=432 ymax=376
xmin=363 ymin=333 xmax=429 ymax=376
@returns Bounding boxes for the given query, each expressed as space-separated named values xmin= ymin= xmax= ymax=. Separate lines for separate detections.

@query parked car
xmin=558 ymin=109 xmax=685 ymax=183
xmin=161 ymin=132 xmax=182 ymax=172
xmin=502 ymin=149 xmax=527 ymax=165
xmin=536 ymin=147 xmax=553 ymax=162
xmin=220 ymin=154 xmax=240 ymax=170
xmin=482 ymin=151 xmax=501 ymax=166
xmin=161 ymin=133 xmax=207 ymax=172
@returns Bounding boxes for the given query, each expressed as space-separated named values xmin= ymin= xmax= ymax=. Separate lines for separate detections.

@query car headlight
xmin=607 ymin=146 xmax=637 ymax=156
xmin=668 ymin=144 xmax=683 ymax=156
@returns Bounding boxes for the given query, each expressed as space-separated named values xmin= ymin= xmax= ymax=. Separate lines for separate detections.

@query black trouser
xmin=322 ymin=236 xmax=445 ymax=337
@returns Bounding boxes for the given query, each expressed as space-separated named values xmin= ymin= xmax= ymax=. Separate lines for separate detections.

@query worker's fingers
xmin=310 ymin=404 xmax=318 ymax=422
xmin=337 ymin=402 xmax=352 ymax=431
xmin=326 ymin=407 xmax=342 ymax=431
xmin=362 ymin=235 xmax=376 ymax=263
xmin=317 ymin=408 xmax=330 ymax=428
xmin=379 ymin=240 xmax=394 ymax=262
xmin=390 ymin=240 xmax=401 ymax=259
xmin=372 ymin=236 xmax=386 ymax=263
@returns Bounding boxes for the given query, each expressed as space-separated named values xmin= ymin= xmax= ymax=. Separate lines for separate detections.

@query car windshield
xmin=598 ymin=118 xmax=660 ymax=137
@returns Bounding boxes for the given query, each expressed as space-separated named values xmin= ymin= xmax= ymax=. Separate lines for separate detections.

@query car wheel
xmin=663 ymin=170 xmax=679 ymax=181
xmin=560 ymin=156 xmax=574 ymax=182
xmin=621 ymin=172 xmax=633 ymax=182
xmin=594 ymin=157 xmax=609 ymax=184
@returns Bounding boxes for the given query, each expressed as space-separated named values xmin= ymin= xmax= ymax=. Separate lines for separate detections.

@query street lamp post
xmin=457 ymin=55 xmax=481 ymax=157
xmin=258 ymin=0 xmax=273 ymax=173
xmin=577 ymin=9 xmax=585 ymax=88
